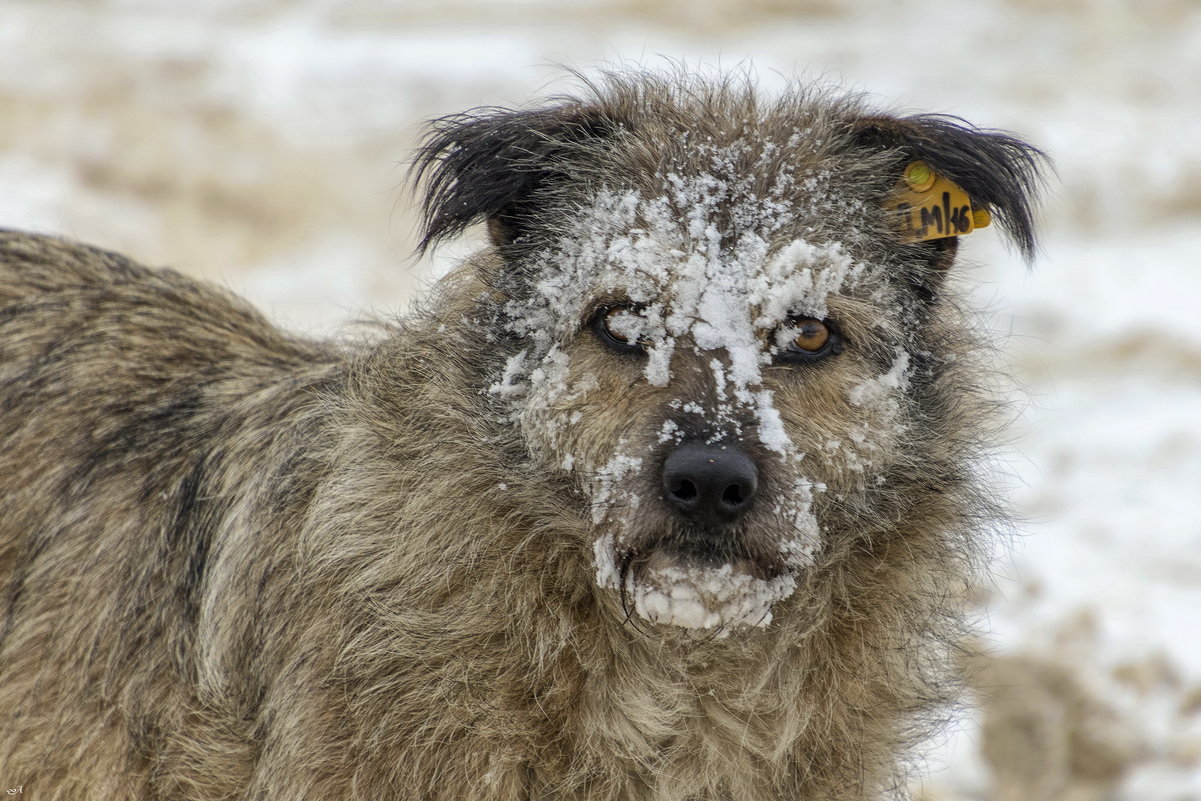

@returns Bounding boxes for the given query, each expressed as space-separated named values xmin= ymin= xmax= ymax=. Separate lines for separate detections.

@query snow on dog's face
xmin=494 ymin=157 xmax=914 ymax=633
xmin=413 ymin=72 xmax=1044 ymax=634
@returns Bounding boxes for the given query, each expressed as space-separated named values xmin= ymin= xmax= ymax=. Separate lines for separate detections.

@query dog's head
xmin=413 ymin=71 xmax=1045 ymax=635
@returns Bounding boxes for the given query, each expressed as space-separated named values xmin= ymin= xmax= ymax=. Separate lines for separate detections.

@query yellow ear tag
xmin=891 ymin=161 xmax=991 ymax=243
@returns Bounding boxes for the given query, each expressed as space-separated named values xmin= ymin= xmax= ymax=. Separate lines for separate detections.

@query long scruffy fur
xmin=0 ymin=71 xmax=1045 ymax=800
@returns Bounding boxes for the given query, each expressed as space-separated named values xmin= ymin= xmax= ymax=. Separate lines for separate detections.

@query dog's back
xmin=0 ymin=231 xmax=339 ymax=796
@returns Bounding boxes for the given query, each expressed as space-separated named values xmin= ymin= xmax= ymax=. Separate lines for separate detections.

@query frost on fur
xmin=496 ymin=161 xmax=870 ymax=629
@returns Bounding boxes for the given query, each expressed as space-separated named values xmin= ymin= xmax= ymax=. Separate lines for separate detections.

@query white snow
xmin=628 ymin=562 xmax=797 ymax=633
xmin=488 ymin=350 xmax=530 ymax=398
xmin=847 ymin=349 xmax=911 ymax=408
xmin=489 ymin=171 xmax=857 ymax=621
xmin=503 ymin=176 xmax=867 ymax=462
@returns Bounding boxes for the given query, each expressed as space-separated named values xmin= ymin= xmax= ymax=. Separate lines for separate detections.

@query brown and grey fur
xmin=0 ymin=71 xmax=1044 ymax=800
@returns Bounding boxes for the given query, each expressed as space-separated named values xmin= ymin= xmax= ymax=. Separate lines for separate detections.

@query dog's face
xmin=499 ymin=163 xmax=916 ymax=633
xmin=415 ymin=74 xmax=1043 ymax=634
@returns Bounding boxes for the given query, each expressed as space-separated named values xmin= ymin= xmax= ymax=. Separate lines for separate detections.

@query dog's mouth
xmin=613 ymin=539 xmax=797 ymax=634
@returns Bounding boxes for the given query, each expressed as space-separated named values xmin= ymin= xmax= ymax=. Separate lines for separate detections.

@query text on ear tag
xmin=891 ymin=161 xmax=992 ymax=244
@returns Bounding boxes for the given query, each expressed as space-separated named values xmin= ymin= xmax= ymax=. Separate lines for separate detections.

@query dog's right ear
xmin=412 ymin=104 xmax=615 ymax=254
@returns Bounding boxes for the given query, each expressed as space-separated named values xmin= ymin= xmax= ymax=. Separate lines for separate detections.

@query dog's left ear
xmin=852 ymin=114 xmax=1048 ymax=279
xmin=412 ymin=103 xmax=615 ymax=254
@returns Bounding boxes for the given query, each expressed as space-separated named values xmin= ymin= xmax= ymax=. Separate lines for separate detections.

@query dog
xmin=0 ymin=70 xmax=1044 ymax=800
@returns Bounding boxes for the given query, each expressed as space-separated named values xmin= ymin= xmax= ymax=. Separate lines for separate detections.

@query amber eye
xmin=791 ymin=319 xmax=830 ymax=352
xmin=592 ymin=305 xmax=649 ymax=353
xmin=775 ymin=317 xmax=843 ymax=364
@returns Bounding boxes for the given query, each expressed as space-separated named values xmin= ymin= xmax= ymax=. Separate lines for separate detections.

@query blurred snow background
xmin=2 ymin=0 xmax=1199 ymax=797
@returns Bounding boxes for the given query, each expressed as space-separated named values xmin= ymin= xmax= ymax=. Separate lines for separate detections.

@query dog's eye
xmin=593 ymin=305 xmax=650 ymax=354
xmin=775 ymin=318 xmax=843 ymax=363
xmin=791 ymin=320 xmax=830 ymax=352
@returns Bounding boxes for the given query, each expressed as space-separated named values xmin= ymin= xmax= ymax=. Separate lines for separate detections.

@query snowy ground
xmin=3 ymin=0 xmax=1200 ymax=797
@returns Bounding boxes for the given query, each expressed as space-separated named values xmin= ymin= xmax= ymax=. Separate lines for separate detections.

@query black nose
xmin=661 ymin=442 xmax=758 ymax=525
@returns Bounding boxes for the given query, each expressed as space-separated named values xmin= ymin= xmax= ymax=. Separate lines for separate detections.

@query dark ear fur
xmin=411 ymin=104 xmax=614 ymax=253
xmin=853 ymin=114 xmax=1049 ymax=262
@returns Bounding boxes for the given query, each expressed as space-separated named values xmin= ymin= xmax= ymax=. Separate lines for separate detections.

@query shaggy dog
xmin=0 ymin=71 xmax=1044 ymax=800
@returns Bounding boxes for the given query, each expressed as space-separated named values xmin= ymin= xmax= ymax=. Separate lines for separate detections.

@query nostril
xmin=721 ymin=483 xmax=747 ymax=508
xmin=672 ymin=479 xmax=698 ymax=501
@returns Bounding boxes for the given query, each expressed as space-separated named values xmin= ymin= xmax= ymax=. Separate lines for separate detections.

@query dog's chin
xmin=624 ymin=549 xmax=797 ymax=635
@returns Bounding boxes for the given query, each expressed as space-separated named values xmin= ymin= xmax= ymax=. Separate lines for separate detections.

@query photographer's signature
xmin=6 ymin=788 xmax=22 ymax=795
